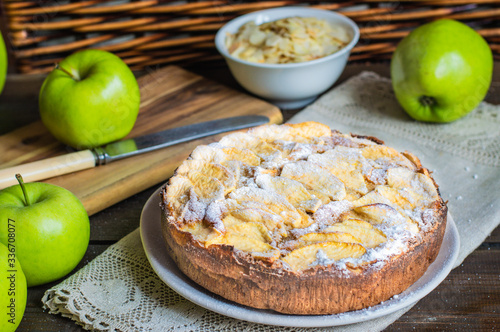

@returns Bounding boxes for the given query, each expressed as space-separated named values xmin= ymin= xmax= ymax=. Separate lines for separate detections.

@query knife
xmin=0 ymin=115 xmax=269 ymax=189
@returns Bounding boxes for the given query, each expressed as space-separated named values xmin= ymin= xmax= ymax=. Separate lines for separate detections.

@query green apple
xmin=0 ymin=175 xmax=90 ymax=287
xmin=39 ymin=49 xmax=140 ymax=149
xmin=391 ymin=19 xmax=493 ymax=123
xmin=0 ymin=242 xmax=27 ymax=332
xmin=0 ymin=32 xmax=7 ymax=94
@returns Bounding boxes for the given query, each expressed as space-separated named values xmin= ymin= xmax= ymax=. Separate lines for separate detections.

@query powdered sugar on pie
xmin=161 ymin=122 xmax=447 ymax=315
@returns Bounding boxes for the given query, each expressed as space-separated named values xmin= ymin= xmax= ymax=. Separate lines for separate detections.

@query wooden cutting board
xmin=0 ymin=66 xmax=283 ymax=215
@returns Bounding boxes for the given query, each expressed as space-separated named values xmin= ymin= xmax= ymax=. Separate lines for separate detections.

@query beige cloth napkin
xmin=42 ymin=72 xmax=500 ymax=331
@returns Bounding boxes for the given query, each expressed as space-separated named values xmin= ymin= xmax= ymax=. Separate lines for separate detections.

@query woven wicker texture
xmin=1 ymin=0 xmax=499 ymax=74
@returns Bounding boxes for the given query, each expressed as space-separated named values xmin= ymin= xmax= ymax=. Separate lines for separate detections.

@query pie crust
xmin=160 ymin=122 xmax=447 ymax=315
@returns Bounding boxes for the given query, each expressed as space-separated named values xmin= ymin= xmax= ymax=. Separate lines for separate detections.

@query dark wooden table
xmin=3 ymin=63 xmax=499 ymax=331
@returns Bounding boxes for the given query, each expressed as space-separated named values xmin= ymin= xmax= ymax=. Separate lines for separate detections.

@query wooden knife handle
xmin=0 ymin=150 xmax=96 ymax=189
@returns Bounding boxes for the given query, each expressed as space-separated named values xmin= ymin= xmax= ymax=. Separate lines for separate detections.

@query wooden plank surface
xmin=0 ymin=65 xmax=283 ymax=215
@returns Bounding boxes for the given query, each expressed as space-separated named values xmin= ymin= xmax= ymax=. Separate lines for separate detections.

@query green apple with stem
xmin=391 ymin=19 xmax=493 ymax=123
xmin=0 ymin=242 xmax=27 ymax=332
xmin=0 ymin=32 xmax=7 ymax=94
xmin=39 ymin=49 xmax=140 ymax=149
xmin=0 ymin=174 xmax=90 ymax=287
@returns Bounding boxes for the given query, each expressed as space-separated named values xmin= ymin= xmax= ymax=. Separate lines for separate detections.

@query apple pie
xmin=160 ymin=122 xmax=447 ymax=315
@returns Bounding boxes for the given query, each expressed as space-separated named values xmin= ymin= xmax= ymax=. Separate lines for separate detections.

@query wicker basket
xmin=1 ymin=0 xmax=499 ymax=74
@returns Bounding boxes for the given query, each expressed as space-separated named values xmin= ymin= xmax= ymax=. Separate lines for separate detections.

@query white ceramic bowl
xmin=215 ymin=7 xmax=360 ymax=109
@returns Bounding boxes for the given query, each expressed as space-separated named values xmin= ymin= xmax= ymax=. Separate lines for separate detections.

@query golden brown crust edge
xmin=160 ymin=189 xmax=448 ymax=315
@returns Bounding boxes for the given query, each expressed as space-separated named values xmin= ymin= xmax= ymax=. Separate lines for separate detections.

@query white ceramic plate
xmin=140 ymin=187 xmax=460 ymax=327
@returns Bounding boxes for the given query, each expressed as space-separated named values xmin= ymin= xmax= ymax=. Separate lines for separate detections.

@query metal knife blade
xmin=0 ymin=115 xmax=270 ymax=189
xmin=94 ymin=115 xmax=270 ymax=164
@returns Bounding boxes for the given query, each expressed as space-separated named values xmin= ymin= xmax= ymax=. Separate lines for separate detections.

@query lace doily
xmin=43 ymin=71 xmax=500 ymax=331
xmin=43 ymin=229 xmax=410 ymax=331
